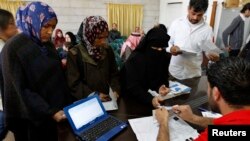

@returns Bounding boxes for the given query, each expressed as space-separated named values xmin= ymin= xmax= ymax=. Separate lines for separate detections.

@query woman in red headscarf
xmin=53 ymin=28 xmax=65 ymax=49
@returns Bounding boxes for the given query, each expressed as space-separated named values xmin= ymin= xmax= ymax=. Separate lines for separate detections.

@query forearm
xmin=190 ymin=114 xmax=213 ymax=128
xmin=157 ymin=123 xmax=169 ymax=141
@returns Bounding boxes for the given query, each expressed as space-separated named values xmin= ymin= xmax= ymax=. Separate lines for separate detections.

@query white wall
xmin=159 ymin=0 xmax=213 ymax=29
xmin=24 ymin=0 xmax=160 ymax=36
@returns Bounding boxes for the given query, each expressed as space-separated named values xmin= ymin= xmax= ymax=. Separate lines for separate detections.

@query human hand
xmin=52 ymin=110 xmax=66 ymax=122
xmin=172 ymin=105 xmax=195 ymax=122
xmin=113 ymin=91 xmax=119 ymax=99
xmin=206 ymin=52 xmax=220 ymax=62
xmin=225 ymin=46 xmax=231 ymax=52
xmin=170 ymin=46 xmax=182 ymax=56
xmin=158 ymin=85 xmax=170 ymax=96
xmin=99 ymin=93 xmax=111 ymax=102
xmin=152 ymin=96 xmax=164 ymax=108
xmin=155 ymin=108 xmax=169 ymax=125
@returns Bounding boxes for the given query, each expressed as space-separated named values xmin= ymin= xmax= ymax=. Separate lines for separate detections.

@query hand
xmin=61 ymin=59 xmax=67 ymax=66
xmin=152 ymin=96 xmax=164 ymax=108
xmin=172 ymin=105 xmax=195 ymax=122
xmin=52 ymin=110 xmax=66 ymax=122
xmin=225 ymin=46 xmax=231 ymax=52
xmin=158 ymin=85 xmax=170 ymax=96
xmin=99 ymin=93 xmax=111 ymax=102
xmin=170 ymin=46 xmax=182 ymax=56
xmin=155 ymin=108 xmax=169 ymax=125
xmin=113 ymin=91 xmax=119 ymax=99
xmin=206 ymin=52 xmax=219 ymax=62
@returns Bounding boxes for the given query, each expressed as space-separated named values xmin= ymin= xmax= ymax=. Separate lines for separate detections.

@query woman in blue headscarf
xmin=1 ymin=2 xmax=73 ymax=141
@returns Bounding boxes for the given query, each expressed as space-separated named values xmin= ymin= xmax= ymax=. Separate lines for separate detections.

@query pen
xmin=198 ymin=107 xmax=208 ymax=112
xmin=157 ymin=106 xmax=173 ymax=111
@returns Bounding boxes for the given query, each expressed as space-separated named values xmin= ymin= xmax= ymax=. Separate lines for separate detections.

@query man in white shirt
xmin=167 ymin=0 xmax=219 ymax=80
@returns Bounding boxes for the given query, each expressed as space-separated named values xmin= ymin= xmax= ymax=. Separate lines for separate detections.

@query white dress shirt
xmin=0 ymin=39 xmax=4 ymax=52
xmin=167 ymin=16 xmax=213 ymax=80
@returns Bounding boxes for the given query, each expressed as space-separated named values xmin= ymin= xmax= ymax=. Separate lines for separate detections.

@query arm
xmin=108 ymin=47 xmax=120 ymax=94
xmin=8 ymin=51 xmax=63 ymax=121
xmin=166 ymin=22 xmax=182 ymax=55
xmin=173 ymin=105 xmax=213 ymax=128
xmin=125 ymin=56 xmax=154 ymax=104
xmin=156 ymin=108 xmax=170 ymax=141
xmin=222 ymin=17 xmax=241 ymax=47
xmin=66 ymin=48 xmax=92 ymax=99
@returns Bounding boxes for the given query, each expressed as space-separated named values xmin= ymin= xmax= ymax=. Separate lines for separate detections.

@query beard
xmin=208 ymin=90 xmax=221 ymax=114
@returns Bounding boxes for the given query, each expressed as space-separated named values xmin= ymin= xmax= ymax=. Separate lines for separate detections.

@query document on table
xmin=148 ymin=81 xmax=191 ymax=100
xmin=129 ymin=115 xmax=199 ymax=141
xmin=102 ymin=88 xmax=118 ymax=111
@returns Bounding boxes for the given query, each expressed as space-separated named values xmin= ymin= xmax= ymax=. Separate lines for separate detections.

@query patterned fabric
xmin=80 ymin=16 xmax=109 ymax=62
xmin=16 ymin=1 xmax=57 ymax=46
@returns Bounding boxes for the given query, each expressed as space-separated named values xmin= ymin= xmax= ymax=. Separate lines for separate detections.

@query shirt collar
xmin=240 ymin=13 xmax=246 ymax=21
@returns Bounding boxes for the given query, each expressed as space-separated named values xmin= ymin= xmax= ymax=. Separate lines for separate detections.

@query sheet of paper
xmin=201 ymin=111 xmax=222 ymax=118
xmin=148 ymin=81 xmax=191 ymax=100
xmin=180 ymin=49 xmax=197 ymax=56
xmin=102 ymin=87 xmax=118 ymax=111
xmin=129 ymin=115 xmax=199 ymax=141
xmin=202 ymin=40 xmax=224 ymax=54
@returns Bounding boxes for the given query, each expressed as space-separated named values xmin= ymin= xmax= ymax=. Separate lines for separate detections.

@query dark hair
xmin=207 ymin=57 xmax=250 ymax=106
xmin=65 ymin=31 xmax=77 ymax=45
xmin=0 ymin=9 xmax=14 ymax=31
xmin=241 ymin=3 xmax=250 ymax=13
xmin=189 ymin=0 xmax=208 ymax=12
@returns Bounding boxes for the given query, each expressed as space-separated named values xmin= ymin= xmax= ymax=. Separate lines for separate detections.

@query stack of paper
xmin=102 ymin=88 xmax=118 ymax=111
xmin=129 ymin=115 xmax=199 ymax=141
xmin=88 ymin=88 xmax=118 ymax=111
xmin=148 ymin=81 xmax=191 ymax=100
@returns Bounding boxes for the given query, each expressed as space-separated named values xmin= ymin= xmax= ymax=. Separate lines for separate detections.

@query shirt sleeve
xmin=166 ymin=21 xmax=176 ymax=53
xmin=222 ymin=17 xmax=241 ymax=47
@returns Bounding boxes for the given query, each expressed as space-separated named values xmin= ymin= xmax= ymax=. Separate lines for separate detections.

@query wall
xmin=159 ymin=0 xmax=214 ymax=31
xmin=23 ymin=0 xmax=160 ymax=36
xmin=214 ymin=0 xmax=250 ymax=49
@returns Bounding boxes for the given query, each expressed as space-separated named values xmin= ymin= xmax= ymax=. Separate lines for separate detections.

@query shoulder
xmin=69 ymin=43 xmax=84 ymax=55
xmin=3 ymin=33 xmax=32 ymax=53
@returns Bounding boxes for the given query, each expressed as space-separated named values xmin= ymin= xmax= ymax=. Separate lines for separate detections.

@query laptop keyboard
xmin=80 ymin=116 xmax=123 ymax=141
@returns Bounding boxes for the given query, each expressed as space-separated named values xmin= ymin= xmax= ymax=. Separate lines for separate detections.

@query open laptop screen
xmin=68 ymin=97 xmax=104 ymax=130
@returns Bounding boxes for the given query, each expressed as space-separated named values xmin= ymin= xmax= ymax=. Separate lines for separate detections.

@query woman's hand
xmin=158 ymin=85 xmax=170 ymax=96
xmin=99 ymin=93 xmax=111 ymax=102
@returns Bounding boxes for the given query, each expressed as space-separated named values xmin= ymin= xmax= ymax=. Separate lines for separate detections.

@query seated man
xmin=108 ymin=23 xmax=121 ymax=43
xmin=156 ymin=57 xmax=250 ymax=141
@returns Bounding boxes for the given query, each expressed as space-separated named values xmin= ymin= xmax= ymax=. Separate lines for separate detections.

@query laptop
xmin=63 ymin=93 xmax=127 ymax=141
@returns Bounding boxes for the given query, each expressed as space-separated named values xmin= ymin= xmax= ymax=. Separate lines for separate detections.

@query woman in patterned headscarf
xmin=67 ymin=16 xmax=120 ymax=102
xmin=2 ymin=2 xmax=72 ymax=141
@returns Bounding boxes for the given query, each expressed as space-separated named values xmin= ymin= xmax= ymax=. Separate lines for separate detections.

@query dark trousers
xmin=8 ymin=118 xmax=58 ymax=141
xmin=229 ymin=49 xmax=240 ymax=57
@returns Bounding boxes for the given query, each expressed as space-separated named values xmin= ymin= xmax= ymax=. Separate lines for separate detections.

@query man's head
xmin=0 ymin=9 xmax=18 ymax=41
xmin=188 ymin=0 xmax=208 ymax=24
xmin=112 ymin=23 xmax=117 ymax=30
xmin=241 ymin=3 xmax=250 ymax=18
xmin=207 ymin=57 xmax=250 ymax=113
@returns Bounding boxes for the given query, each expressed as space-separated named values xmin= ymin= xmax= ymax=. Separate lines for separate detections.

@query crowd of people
xmin=0 ymin=0 xmax=249 ymax=141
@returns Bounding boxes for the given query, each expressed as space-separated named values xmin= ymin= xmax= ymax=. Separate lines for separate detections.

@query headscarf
xmin=54 ymin=29 xmax=65 ymax=48
xmin=120 ymin=34 xmax=141 ymax=57
xmin=135 ymin=27 xmax=170 ymax=52
xmin=16 ymin=1 xmax=57 ymax=51
xmin=78 ymin=16 xmax=109 ymax=62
